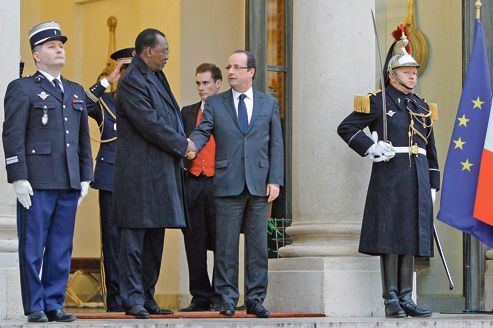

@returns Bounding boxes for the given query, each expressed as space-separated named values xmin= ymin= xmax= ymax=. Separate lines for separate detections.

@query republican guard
xmin=337 ymin=26 xmax=440 ymax=318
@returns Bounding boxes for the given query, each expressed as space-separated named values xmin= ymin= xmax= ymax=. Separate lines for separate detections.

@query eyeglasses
xmin=225 ymin=65 xmax=249 ymax=71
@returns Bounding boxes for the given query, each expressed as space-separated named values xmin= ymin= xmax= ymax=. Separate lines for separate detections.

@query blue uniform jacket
xmin=87 ymin=92 xmax=117 ymax=191
xmin=2 ymin=71 xmax=106 ymax=190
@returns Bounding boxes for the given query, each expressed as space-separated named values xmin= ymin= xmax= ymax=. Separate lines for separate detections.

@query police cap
xmin=29 ymin=21 xmax=67 ymax=50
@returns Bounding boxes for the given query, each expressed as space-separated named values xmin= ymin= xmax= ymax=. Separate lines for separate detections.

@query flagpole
xmin=464 ymin=0 xmax=482 ymax=313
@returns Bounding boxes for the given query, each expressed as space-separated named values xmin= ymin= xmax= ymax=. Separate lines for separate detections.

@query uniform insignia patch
xmin=5 ymin=156 xmax=18 ymax=165
xmin=37 ymin=91 xmax=49 ymax=100
xmin=387 ymin=110 xmax=396 ymax=117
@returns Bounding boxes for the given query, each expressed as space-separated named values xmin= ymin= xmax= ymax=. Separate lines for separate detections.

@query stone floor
xmin=3 ymin=313 xmax=493 ymax=328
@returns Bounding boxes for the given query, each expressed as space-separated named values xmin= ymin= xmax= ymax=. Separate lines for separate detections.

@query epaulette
xmin=420 ymin=96 xmax=438 ymax=121
xmin=354 ymin=89 xmax=380 ymax=113
xmin=428 ymin=103 xmax=438 ymax=121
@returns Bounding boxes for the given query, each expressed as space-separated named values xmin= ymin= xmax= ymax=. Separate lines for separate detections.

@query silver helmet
xmin=387 ymin=31 xmax=419 ymax=72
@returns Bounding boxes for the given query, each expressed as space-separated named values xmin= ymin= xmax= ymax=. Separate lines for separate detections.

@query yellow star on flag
xmin=453 ymin=137 xmax=466 ymax=150
xmin=457 ymin=114 xmax=470 ymax=127
xmin=461 ymin=159 xmax=474 ymax=172
xmin=472 ymin=96 xmax=485 ymax=109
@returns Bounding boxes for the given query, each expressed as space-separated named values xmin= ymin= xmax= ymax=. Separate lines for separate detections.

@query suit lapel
xmin=247 ymin=91 xmax=263 ymax=133
xmin=36 ymin=72 xmax=63 ymax=103
xmin=222 ymin=90 xmax=242 ymax=132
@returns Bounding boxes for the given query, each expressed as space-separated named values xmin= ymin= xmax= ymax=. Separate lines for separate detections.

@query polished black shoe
xmin=210 ymin=303 xmax=222 ymax=311
xmin=27 ymin=311 xmax=48 ymax=322
xmin=384 ymin=300 xmax=406 ymax=318
xmin=125 ymin=305 xmax=149 ymax=319
xmin=400 ymin=300 xmax=432 ymax=317
xmin=144 ymin=304 xmax=173 ymax=315
xmin=180 ymin=302 xmax=210 ymax=312
xmin=45 ymin=309 xmax=77 ymax=322
xmin=219 ymin=305 xmax=235 ymax=316
xmin=246 ymin=303 xmax=270 ymax=318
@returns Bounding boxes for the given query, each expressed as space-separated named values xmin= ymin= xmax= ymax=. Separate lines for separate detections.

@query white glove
xmin=431 ymin=188 xmax=437 ymax=205
xmin=78 ymin=181 xmax=91 ymax=206
xmin=367 ymin=131 xmax=395 ymax=162
xmin=13 ymin=180 xmax=33 ymax=209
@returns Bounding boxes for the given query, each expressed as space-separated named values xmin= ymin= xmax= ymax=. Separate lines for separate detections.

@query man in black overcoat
xmin=112 ymin=29 xmax=195 ymax=318
xmin=337 ymin=29 xmax=439 ymax=318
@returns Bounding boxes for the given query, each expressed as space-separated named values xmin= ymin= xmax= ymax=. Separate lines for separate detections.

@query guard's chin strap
xmin=389 ymin=69 xmax=414 ymax=92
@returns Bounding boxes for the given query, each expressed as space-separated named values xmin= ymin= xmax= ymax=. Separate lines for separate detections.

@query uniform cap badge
xmin=37 ymin=91 xmax=49 ymax=100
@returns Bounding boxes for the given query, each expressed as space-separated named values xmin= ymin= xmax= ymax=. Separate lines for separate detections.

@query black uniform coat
xmin=87 ymin=92 xmax=117 ymax=191
xmin=3 ymin=72 xmax=98 ymax=189
xmin=181 ymin=101 xmax=202 ymax=171
xmin=337 ymin=84 xmax=440 ymax=257
xmin=112 ymin=55 xmax=188 ymax=228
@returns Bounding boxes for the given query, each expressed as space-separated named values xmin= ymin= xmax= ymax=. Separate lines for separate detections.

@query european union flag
xmin=437 ymin=19 xmax=493 ymax=247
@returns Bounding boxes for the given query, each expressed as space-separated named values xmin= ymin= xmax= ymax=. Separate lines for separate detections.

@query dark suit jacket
xmin=87 ymin=92 xmax=117 ymax=191
xmin=180 ymin=101 xmax=201 ymax=170
xmin=2 ymin=71 xmax=99 ymax=190
xmin=189 ymin=89 xmax=284 ymax=197
xmin=112 ymin=55 xmax=188 ymax=228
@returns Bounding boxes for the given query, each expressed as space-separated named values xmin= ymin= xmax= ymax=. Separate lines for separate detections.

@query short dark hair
xmin=135 ymin=28 xmax=165 ymax=55
xmin=195 ymin=63 xmax=222 ymax=81
xmin=233 ymin=50 xmax=256 ymax=70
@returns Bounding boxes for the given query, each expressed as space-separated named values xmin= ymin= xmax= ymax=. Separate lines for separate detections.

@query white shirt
xmin=232 ymin=87 xmax=253 ymax=123
xmin=37 ymin=68 xmax=110 ymax=93
xmin=38 ymin=69 xmax=64 ymax=93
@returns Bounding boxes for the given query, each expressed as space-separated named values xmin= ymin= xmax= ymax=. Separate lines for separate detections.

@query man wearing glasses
xmin=188 ymin=50 xmax=284 ymax=318
xmin=112 ymin=29 xmax=194 ymax=318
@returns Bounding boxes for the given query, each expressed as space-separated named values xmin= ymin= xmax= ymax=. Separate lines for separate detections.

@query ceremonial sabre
xmin=370 ymin=10 xmax=388 ymax=142
xmin=433 ymin=224 xmax=455 ymax=290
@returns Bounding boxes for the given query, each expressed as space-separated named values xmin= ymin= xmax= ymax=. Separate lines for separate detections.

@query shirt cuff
xmin=100 ymin=78 xmax=110 ymax=88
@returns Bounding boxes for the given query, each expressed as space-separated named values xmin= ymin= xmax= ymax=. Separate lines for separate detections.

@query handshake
xmin=367 ymin=131 xmax=395 ymax=163
xmin=186 ymin=138 xmax=197 ymax=160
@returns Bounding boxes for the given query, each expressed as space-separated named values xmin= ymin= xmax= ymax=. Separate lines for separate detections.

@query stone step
xmin=3 ymin=313 xmax=493 ymax=327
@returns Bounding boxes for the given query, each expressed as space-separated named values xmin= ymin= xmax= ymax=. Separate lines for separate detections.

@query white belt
xmin=393 ymin=146 xmax=427 ymax=156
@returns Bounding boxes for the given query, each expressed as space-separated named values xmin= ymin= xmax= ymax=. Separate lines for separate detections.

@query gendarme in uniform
xmin=2 ymin=22 xmax=106 ymax=323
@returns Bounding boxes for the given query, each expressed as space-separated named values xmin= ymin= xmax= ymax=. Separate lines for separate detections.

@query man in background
xmin=180 ymin=63 xmax=222 ymax=312
xmin=87 ymin=47 xmax=134 ymax=312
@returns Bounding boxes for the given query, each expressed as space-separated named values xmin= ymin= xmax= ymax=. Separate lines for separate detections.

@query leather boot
xmin=398 ymin=255 xmax=432 ymax=317
xmin=381 ymin=254 xmax=406 ymax=318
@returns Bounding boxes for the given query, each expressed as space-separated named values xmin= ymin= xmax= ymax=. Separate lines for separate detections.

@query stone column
xmin=265 ymin=0 xmax=383 ymax=316
xmin=0 ymin=0 xmax=23 ymax=319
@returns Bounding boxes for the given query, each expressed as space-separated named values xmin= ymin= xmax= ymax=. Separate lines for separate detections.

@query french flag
xmin=475 ymin=102 xmax=493 ymax=225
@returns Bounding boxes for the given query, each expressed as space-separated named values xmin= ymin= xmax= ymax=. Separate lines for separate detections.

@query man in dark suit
xmin=180 ymin=63 xmax=222 ymax=312
xmin=86 ymin=47 xmax=134 ymax=313
xmin=188 ymin=50 xmax=284 ymax=318
xmin=113 ymin=28 xmax=194 ymax=319
xmin=2 ymin=21 xmax=110 ymax=323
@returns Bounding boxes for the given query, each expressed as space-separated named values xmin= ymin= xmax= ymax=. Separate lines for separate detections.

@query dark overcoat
xmin=112 ymin=56 xmax=188 ymax=228
xmin=337 ymin=84 xmax=440 ymax=257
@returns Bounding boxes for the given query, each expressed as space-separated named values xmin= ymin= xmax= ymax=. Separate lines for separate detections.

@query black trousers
xmin=118 ymin=227 xmax=165 ymax=308
xmin=183 ymin=174 xmax=220 ymax=305
xmin=98 ymin=190 xmax=122 ymax=310
xmin=213 ymin=189 xmax=268 ymax=308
